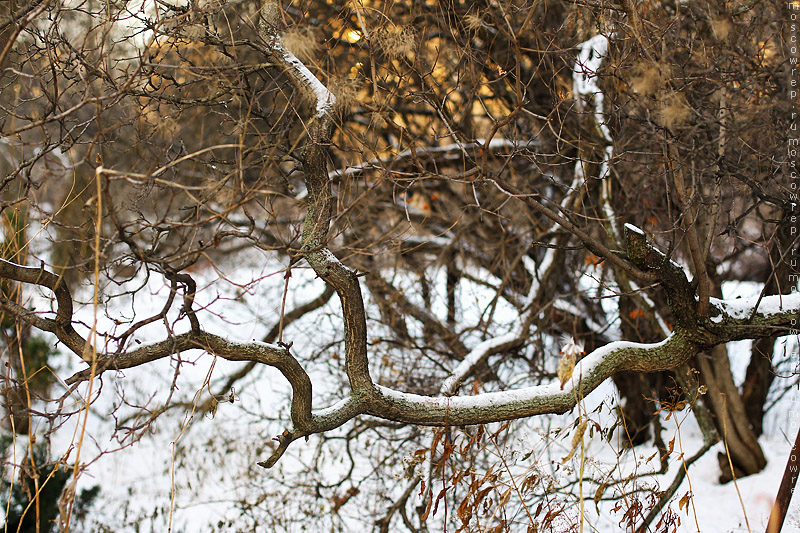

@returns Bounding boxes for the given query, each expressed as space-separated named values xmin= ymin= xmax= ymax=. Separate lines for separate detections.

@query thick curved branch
xmin=0 ymin=258 xmax=316 ymax=429
xmin=0 ymin=259 xmax=88 ymax=358
xmin=259 ymin=2 xmax=372 ymax=395
xmin=0 ymin=250 xmax=355 ymax=460
xmin=370 ymin=330 xmax=700 ymax=425
xmin=65 ymin=330 xmax=315 ymax=430
xmin=361 ymin=287 xmax=799 ymax=426
xmin=1 ymin=254 xmax=797 ymax=468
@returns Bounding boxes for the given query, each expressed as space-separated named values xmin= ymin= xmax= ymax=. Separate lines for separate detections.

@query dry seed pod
xmin=557 ymin=336 xmax=584 ymax=390
xmin=561 ymin=418 xmax=588 ymax=463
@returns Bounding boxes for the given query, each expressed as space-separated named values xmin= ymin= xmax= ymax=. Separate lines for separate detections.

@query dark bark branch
xmin=66 ymin=330 xmax=315 ymax=430
xmin=766 ymin=424 xmax=800 ymax=533
xmin=259 ymin=1 xmax=373 ymax=395
xmin=0 ymin=259 xmax=88 ymax=359
xmin=0 ymin=253 xmax=795 ymax=467
xmin=623 ymin=225 xmax=699 ymax=330
xmin=490 ymin=176 xmax=658 ymax=284
xmin=209 ymin=284 xmax=335 ymax=401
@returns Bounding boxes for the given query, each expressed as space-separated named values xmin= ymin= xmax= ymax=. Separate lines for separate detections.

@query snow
xmin=380 ymin=381 xmax=563 ymax=410
xmin=573 ymin=32 xmax=617 ymax=246
xmin=573 ymin=34 xmax=612 ymax=143
xmin=312 ymin=396 xmax=352 ymax=418
xmin=29 ymin=251 xmax=340 ymax=530
xmin=624 ymin=222 xmax=645 ymax=235
xmin=560 ymin=334 xmax=584 ymax=357
xmin=440 ymin=332 xmax=518 ymax=394
xmin=327 ymin=138 xmax=540 ymax=181
xmin=710 ymin=292 xmax=800 ymax=322
xmin=317 ymin=247 xmax=354 ymax=274
xmin=399 ymin=336 xmax=673 ymax=410
xmin=264 ymin=34 xmax=335 ymax=119
xmin=283 ymin=49 xmax=336 ymax=118
xmin=11 ymin=228 xmax=800 ymax=532
xmin=272 ymin=36 xmax=336 ymax=118
xmin=378 ymin=362 xmax=800 ymax=533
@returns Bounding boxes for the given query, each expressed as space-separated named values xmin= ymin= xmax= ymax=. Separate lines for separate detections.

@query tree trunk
xmin=612 ymin=292 xmax=667 ymax=447
xmin=740 ymin=211 xmax=794 ymax=437
xmin=741 ymin=336 xmax=775 ymax=437
xmin=696 ymin=345 xmax=767 ymax=482
xmin=611 ymin=371 xmax=653 ymax=446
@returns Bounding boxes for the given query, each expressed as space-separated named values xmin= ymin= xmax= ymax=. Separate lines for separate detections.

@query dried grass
xmin=658 ymin=91 xmax=692 ymax=130
xmin=376 ymin=25 xmax=416 ymax=59
xmin=630 ymin=62 xmax=670 ymax=96
xmin=283 ymin=27 xmax=321 ymax=62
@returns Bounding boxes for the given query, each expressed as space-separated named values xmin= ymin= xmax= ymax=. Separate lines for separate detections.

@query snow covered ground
xmin=15 ymin=247 xmax=795 ymax=532
xmin=4 ymin=30 xmax=795 ymax=531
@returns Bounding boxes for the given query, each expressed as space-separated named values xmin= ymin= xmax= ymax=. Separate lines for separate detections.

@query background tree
xmin=0 ymin=0 xmax=795 ymax=530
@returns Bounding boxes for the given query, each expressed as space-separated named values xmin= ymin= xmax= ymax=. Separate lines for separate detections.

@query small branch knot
xmin=278 ymin=340 xmax=293 ymax=350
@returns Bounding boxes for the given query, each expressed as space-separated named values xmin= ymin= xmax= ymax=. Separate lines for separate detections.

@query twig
xmin=766 ymin=424 xmax=800 ymax=533
xmin=634 ymin=436 xmax=716 ymax=533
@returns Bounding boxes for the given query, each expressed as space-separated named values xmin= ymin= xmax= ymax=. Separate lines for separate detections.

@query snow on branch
xmin=574 ymin=34 xmax=617 ymax=239
xmin=259 ymin=2 xmax=335 ymax=119
xmin=281 ymin=49 xmax=336 ymax=119
xmin=370 ymin=332 xmax=695 ymax=427
xmin=573 ymin=34 xmax=612 ymax=143
xmin=710 ymin=292 xmax=800 ymax=325
xmin=353 ymin=285 xmax=800 ymax=427
xmin=440 ymin=332 xmax=520 ymax=395
xmin=323 ymin=138 xmax=541 ymax=184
